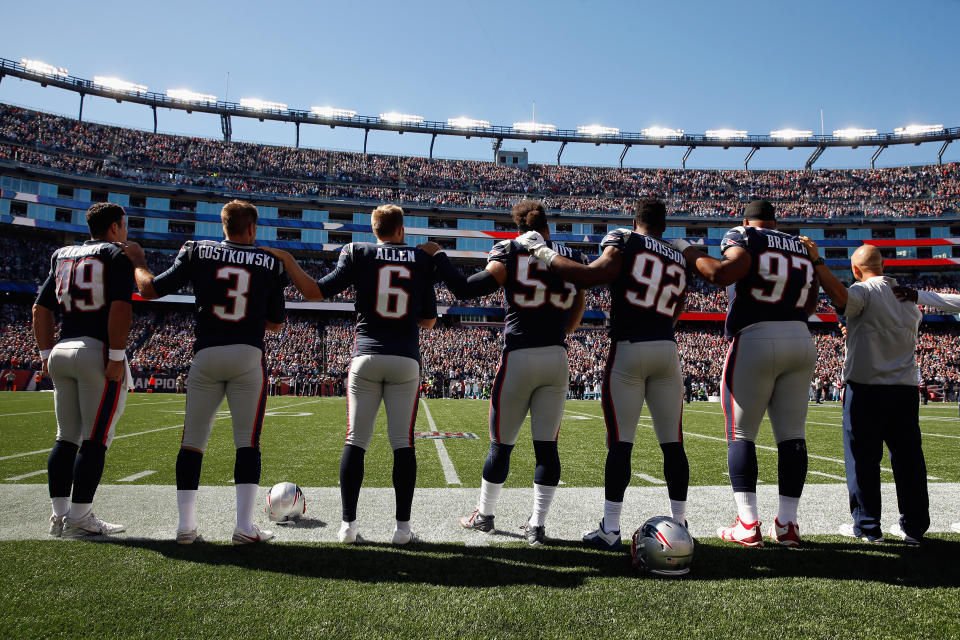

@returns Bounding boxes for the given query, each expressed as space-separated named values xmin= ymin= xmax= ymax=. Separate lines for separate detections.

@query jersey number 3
xmin=213 ymin=266 xmax=251 ymax=321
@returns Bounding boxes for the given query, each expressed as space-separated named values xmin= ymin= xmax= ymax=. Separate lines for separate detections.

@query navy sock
xmin=777 ymin=439 xmax=808 ymax=498
xmin=532 ymin=440 xmax=561 ymax=487
xmin=71 ymin=441 xmax=106 ymax=504
xmin=47 ymin=440 xmax=78 ymax=499
xmin=176 ymin=448 xmax=204 ymax=490
xmin=727 ymin=440 xmax=758 ymax=493
xmin=660 ymin=442 xmax=689 ymax=501
xmin=392 ymin=447 xmax=417 ymax=522
xmin=604 ymin=441 xmax=633 ymax=502
xmin=481 ymin=441 xmax=514 ymax=484
xmin=339 ymin=444 xmax=366 ymax=522
xmin=234 ymin=447 xmax=261 ymax=485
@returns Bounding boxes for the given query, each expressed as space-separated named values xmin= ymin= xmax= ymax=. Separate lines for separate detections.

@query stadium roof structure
xmin=2 ymin=56 xmax=958 ymax=170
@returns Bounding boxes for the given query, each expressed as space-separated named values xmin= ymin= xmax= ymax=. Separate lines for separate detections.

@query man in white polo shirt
xmin=799 ymin=239 xmax=929 ymax=544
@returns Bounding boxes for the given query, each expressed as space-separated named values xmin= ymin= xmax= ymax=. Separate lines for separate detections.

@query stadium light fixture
xmin=380 ymin=112 xmax=425 ymax=124
xmin=240 ymin=98 xmax=288 ymax=111
xmin=642 ymin=126 xmax=684 ymax=138
xmin=770 ymin=128 xmax=813 ymax=140
xmin=448 ymin=117 xmax=492 ymax=129
xmin=706 ymin=128 xmax=748 ymax=139
xmin=894 ymin=124 xmax=944 ymax=136
xmin=513 ymin=121 xmax=557 ymax=134
xmin=577 ymin=124 xmax=620 ymax=136
xmin=93 ymin=75 xmax=148 ymax=93
xmin=833 ymin=127 xmax=878 ymax=139
xmin=20 ymin=58 xmax=68 ymax=77
xmin=311 ymin=106 xmax=358 ymax=118
xmin=166 ymin=89 xmax=217 ymax=103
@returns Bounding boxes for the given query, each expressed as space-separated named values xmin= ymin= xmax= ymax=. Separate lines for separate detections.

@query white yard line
xmin=4 ymin=470 xmax=46 ymax=481
xmin=117 ymin=470 xmax=156 ymax=482
xmin=809 ymin=470 xmax=846 ymax=481
xmin=420 ymin=399 xmax=460 ymax=485
xmin=633 ymin=472 xmax=665 ymax=484
xmin=0 ymin=397 xmax=187 ymax=417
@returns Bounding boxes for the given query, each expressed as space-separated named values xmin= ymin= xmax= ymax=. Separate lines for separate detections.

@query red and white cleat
xmin=768 ymin=518 xmax=801 ymax=547
xmin=717 ymin=516 xmax=763 ymax=547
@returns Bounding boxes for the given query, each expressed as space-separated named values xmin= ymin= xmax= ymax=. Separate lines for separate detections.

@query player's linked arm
xmin=798 ymin=236 xmax=848 ymax=309
xmin=420 ymin=242 xmax=504 ymax=299
xmin=514 ymin=232 xmax=620 ymax=288
xmin=120 ymin=241 xmax=161 ymax=299
xmin=674 ymin=242 xmax=752 ymax=287
xmin=263 ymin=248 xmax=324 ymax=301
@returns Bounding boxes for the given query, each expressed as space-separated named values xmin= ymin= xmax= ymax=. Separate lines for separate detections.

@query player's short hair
xmin=85 ymin=202 xmax=126 ymax=238
xmin=221 ymin=200 xmax=258 ymax=236
xmin=634 ymin=198 xmax=667 ymax=231
xmin=511 ymin=200 xmax=548 ymax=232
xmin=371 ymin=204 xmax=405 ymax=239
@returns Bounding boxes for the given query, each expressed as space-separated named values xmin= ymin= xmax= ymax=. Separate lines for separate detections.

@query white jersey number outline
xmin=626 ymin=253 xmax=686 ymax=317
xmin=213 ymin=266 xmax=251 ymax=322
xmin=54 ymin=257 xmax=106 ymax=312
xmin=376 ymin=265 xmax=412 ymax=318
xmin=513 ymin=256 xmax=576 ymax=310
xmin=750 ymin=251 xmax=814 ymax=309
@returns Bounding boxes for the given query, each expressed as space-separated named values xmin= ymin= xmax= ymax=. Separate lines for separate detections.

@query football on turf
xmin=265 ymin=482 xmax=306 ymax=524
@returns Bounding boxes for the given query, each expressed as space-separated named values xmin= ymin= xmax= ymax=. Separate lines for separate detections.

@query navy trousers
xmin=842 ymin=382 xmax=929 ymax=539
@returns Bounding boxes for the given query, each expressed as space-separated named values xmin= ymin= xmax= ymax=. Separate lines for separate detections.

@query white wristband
xmin=108 ymin=349 xmax=126 ymax=362
xmin=672 ymin=239 xmax=692 ymax=252
xmin=39 ymin=349 xmax=52 ymax=360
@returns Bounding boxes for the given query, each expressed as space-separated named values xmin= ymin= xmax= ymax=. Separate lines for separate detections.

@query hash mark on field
xmin=117 ymin=470 xmax=156 ymax=482
xmin=420 ymin=400 xmax=460 ymax=485
xmin=5 ymin=470 xmax=46 ymax=481
xmin=809 ymin=470 xmax=845 ymax=481
xmin=634 ymin=472 xmax=666 ymax=484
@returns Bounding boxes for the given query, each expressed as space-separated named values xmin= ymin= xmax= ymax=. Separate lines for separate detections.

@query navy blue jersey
xmin=601 ymin=228 xmax=687 ymax=342
xmin=319 ymin=242 xmax=437 ymax=362
xmin=152 ymin=240 xmax=287 ymax=352
xmin=35 ymin=240 xmax=135 ymax=344
xmin=488 ymin=239 xmax=587 ymax=352
xmin=720 ymin=226 xmax=815 ymax=338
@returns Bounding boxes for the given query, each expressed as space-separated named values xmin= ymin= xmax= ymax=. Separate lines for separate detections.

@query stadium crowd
xmin=2 ymin=103 xmax=958 ymax=219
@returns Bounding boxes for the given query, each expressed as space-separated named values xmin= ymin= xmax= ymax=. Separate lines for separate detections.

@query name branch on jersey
xmin=36 ymin=241 xmax=135 ymax=344
xmin=601 ymin=228 xmax=687 ymax=343
xmin=488 ymin=239 xmax=588 ymax=351
xmin=721 ymin=226 xmax=815 ymax=338
xmin=150 ymin=240 xmax=287 ymax=352
xmin=319 ymin=242 xmax=437 ymax=362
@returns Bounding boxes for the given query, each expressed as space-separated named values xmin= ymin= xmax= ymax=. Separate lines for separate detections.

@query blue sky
xmin=3 ymin=0 xmax=959 ymax=169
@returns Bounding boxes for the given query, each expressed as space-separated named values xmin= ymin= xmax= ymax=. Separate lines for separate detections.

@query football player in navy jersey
xmin=516 ymin=198 xmax=690 ymax=549
xmin=122 ymin=200 xmax=286 ymax=545
xmin=34 ymin=203 xmax=134 ymax=539
xmin=421 ymin=200 xmax=586 ymax=546
xmin=672 ymin=199 xmax=819 ymax=547
xmin=268 ymin=204 xmax=437 ymax=545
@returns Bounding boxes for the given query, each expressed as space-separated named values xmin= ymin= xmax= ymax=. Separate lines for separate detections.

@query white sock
xmin=177 ymin=489 xmax=198 ymax=532
xmin=603 ymin=500 xmax=623 ymax=532
xmin=340 ymin=520 xmax=357 ymax=532
xmin=51 ymin=497 xmax=70 ymax=518
xmin=68 ymin=502 xmax=92 ymax=522
xmin=670 ymin=499 xmax=687 ymax=525
xmin=777 ymin=495 xmax=800 ymax=525
xmin=235 ymin=484 xmax=258 ymax=532
xmin=396 ymin=519 xmax=411 ymax=534
xmin=477 ymin=479 xmax=503 ymax=516
xmin=529 ymin=483 xmax=557 ymax=527
xmin=733 ymin=491 xmax=759 ymax=525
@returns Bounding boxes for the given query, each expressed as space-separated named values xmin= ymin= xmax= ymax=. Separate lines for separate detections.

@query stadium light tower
xmin=513 ymin=121 xmax=557 ymax=134
xmin=380 ymin=112 xmax=424 ymax=124
xmin=166 ymin=89 xmax=217 ymax=103
xmin=311 ymin=106 xmax=358 ymax=118
xmin=833 ymin=127 xmax=878 ymax=139
xmin=448 ymin=117 xmax=492 ymax=129
xmin=20 ymin=58 xmax=68 ymax=77
xmin=93 ymin=76 xmax=148 ymax=93
xmin=706 ymin=129 xmax=748 ymax=139
xmin=577 ymin=124 xmax=620 ymax=136
xmin=770 ymin=128 xmax=813 ymax=140
xmin=240 ymin=98 xmax=288 ymax=111
xmin=894 ymin=124 xmax=944 ymax=136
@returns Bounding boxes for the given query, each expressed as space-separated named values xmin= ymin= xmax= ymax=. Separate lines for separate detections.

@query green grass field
xmin=1 ymin=392 xmax=959 ymax=639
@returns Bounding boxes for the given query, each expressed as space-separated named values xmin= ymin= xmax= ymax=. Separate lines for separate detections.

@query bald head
xmin=851 ymin=244 xmax=884 ymax=279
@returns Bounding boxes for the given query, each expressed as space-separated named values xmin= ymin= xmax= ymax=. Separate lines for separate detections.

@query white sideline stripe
xmin=117 ymin=470 xmax=155 ymax=482
xmin=420 ymin=399 xmax=460 ymax=485
xmin=5 ymin=470 xmax=46 ymax=481
xmin=0 ymin=397 xmax=186 ymax=417
xmin=809 ymin=470 xmax=846 ymax=481
xmin=633 ymin=472 xmax=666 ymax=484
xmin=0 ymin=397 xmax=314 ymax=462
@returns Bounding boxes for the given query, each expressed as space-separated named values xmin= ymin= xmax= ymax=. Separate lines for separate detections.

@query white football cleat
xmin=888 ymin=522 xmax=921 ymax=545
xmin=338 ymin=521 xmax=362 ymax=544
xmin=231 ymin=524 xmax=273 ymax=545
xmin=391 ymin=528 xmax=419 ymax=545
xmin=582 ymin=520 xmax=622 ymax=550
xmin=49 ymin=515 xmax=64 ymax=537
xmin=768 ymin=518 xmax=801 ymax=547
xmin=61 ymin=512 xmax=125 ymax=539
xmin=838 ymin=522 xmax=883 ymax=543
xmin=717 ymin=516 xmax=763 ymax=547
xmin=176 ymin=528 xmax=202 ymax=545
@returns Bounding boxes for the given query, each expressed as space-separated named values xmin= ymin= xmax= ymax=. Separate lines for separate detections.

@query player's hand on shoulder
xmin=797 ymin=236 xmax=820 ymax=261
xmin=120 ymin=240 xmax=146 ymax=264
xmin=515 ymin=230 xmax=546 ymax=250
xmin=892 ymin=286 xmax=919 ymax=303
xmin=262 ymin=247 xmax=293 ymax=263
xmin=418 ymin=241 xmax=443 ymax=256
